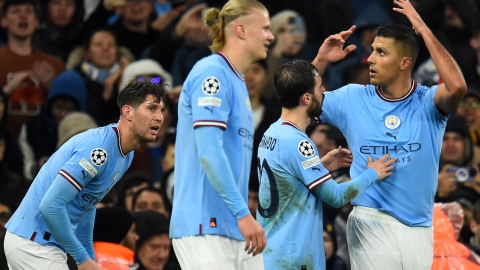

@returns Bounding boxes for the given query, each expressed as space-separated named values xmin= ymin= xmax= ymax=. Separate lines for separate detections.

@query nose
xmin=367 ymin=53 xmax=374 ymax=65
xmin=268 ymin=30 xmax=274 ymax=42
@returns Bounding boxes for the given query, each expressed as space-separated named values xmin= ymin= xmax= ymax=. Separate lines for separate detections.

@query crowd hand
xmin=463 ymin=165 xmax=480 ymax=194
xmin=3 ymin=71 xmax=31 ymax=95
xmin=173 ymin=4 xmax=207 ymax=39
xmin=31 ymin=60 xmax=56 ymax=89
xmin=151 ymin=4 xmax=187 ymax=32
xmin=103 ymin=70 xmax=122 ymax=101
xmin=315 ymin=26 xmax=356 ymax=64
xmin=103 ymin=0 xmax=125 ymax=11
xmin=237 ymin=214 xmax=266 ymax=256
xmin=437 ymin=164 xmax=457 ymax=197
xmin=77 ymin=257 xmax=101 ymax=270
xmin=270 ymin=23 xmax=295 ymax=58
xmin=322 ymin=146 xmax=353 ymax=172
xmin=393 ymin=0 xmax=428 ymax=36
xmin=169 ymin=85 xmax=182 ymax=104
xmin=366 ymin=154 xmax=396 ymax=180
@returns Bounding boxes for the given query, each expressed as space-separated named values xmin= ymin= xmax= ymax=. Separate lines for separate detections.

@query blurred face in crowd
xmin=441 ymin=131 xmax=465 ymax=165
xmin=323 ymin=231 xmax=334 ymax=260
xmin=242 ymin=8 xmax=274 ymax=62
xmin=133 ymin=190 xmax=167 ymax=216
xmin=245 ymin=62 xmax=266 ymax=99
xmin=0 ymin=203 xmax=11 ymax=232
xmin=125 ymin=181 xmax=150 ymax=212
xmin=130 ymin=95 xmax=164 ymax=143
xmin=456 ymin=95 xmax=480 ymax=131
xmin=161 ymin=143 xmax=175 ymax=172
xmin=444 ymin=5 xmax=464 ymax=29
xmin=121 ymin=223 xmax=139 ymax=251
xmin=50 ymin=96 xmax=77 ymax=124
xmin=248 ymin=190 xmax=259 ymax=219
xmin=48 ymin=0 xmax=75 ymax=27
xmin=368 ymin=37 xmax=406 ymax=87
xmin=1 ymin=3 xmax=38 ymax=40
xmin=137 ymin=234 xmax=171 ymax=270
xmin=309 ymin=126 xmax=337 ymax=158
xmin=85 ymin=31 xmax=118 ymax=70
xmin=119 ymin=0 xmax=153 ymax=25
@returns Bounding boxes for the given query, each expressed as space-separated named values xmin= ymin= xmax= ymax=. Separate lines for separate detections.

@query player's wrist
xmin=235 ymin=208 xmax=251 ymax=220
xmin=364 ymin=168 xmax=379 ymax=182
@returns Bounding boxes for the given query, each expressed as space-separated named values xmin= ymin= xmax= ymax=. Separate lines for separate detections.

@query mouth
xmin=18 ymin=22 xmax=28 ymax=29
xmin=465 ymin=117 xmax=474 ymax=127
xmin=369 ymin=67 xmax=377 ymax=77
xmin=131 ymin=6 xmax=143 ymax=14
xmin=263 ymin=44 xmax=269 ymax=52
xmin=150 ymin=126 xmax=159 ymax=135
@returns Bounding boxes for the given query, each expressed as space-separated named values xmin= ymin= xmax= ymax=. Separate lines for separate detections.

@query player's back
xmin=6 ymin=124 xmax=133 ymax=251
xmin=258 ymin=119 xmax=329 ymax=270
xmin=171 ymin=53 xmax=254 ymax=240
xmin=320 ymin=82 xmax=446 ymax=226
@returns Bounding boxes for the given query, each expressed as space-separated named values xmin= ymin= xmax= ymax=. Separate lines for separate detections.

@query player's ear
xmin=122 ymin=104 xmax=133 ymax=121
xmin=235 ymin=23 xmax=246 ymax=40
xmin=301 ymin=93 xmax=310 ymax=106
xmin=400 ymin=57 xmax=412 ymax=71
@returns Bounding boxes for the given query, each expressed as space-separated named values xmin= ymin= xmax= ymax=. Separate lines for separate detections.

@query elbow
xmin=450 ymin=79 xmax=467 ymax=97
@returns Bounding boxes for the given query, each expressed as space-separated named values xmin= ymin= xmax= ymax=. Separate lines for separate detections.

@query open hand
xmin=393 ymin=0 xmax=428 ymax=36
xmin=437 ymin=164 xmax=457 ymax=197
xmin=366 ymin=154 xmax=396 ymax=180
xmin=322 ymin=146 xmax=353 ymax=172
xmin=31 ymin=60 xmax=56 ymax=89
xmin=315 ymin=26 xmax=356 ymax=64
xmin=174 ymin=4 xmax=207 ymax=38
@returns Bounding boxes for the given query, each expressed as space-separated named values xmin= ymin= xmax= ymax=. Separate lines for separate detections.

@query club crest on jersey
xmin=202 ymin=77 xmax=220 ymax=95
xmin=246 ymin=96 xmax=251 ymax=111
xmin=385 ymin=115 xmax=401 ymax=130
xmin=91 ymin=148 xmax=107 ymax=166
xmin=298 ymin=140 xmax=315 ymax=158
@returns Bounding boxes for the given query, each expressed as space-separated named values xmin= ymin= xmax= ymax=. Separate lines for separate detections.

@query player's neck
xmin=378 ymin=77 xmax=413 ymax=99
xmin=219 ymin=47 xmax=252 ymax=74
xmin=116 ymin=120 xmax=141 ymax=154
xmin=280 ymin=108 xmax=310 ymax=132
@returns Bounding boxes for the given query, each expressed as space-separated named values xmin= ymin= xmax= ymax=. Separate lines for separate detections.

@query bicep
xmin=434 ymin=83 xmax=463 ymax=115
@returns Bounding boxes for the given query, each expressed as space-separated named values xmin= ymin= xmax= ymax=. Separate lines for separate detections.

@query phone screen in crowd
xmin=447 ymin=166 xmax=478 ymax=183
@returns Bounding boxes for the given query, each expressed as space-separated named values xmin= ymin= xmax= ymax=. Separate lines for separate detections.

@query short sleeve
xmin=284 ymin=135 xmax=332 ymax=190
xmin=190 ymin=67 xmax=232 ymax=130
xmin=59 ymin=140 xmax=107 ymax=192
xmin=421 ymin=84 xmax=448 ymax=121
xmin=318 ymin=85 xmax=349 ymax=133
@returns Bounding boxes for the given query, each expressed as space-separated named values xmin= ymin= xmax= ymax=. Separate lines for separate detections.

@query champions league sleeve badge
xmin=385 ymin=115 xmax=401 ymax=130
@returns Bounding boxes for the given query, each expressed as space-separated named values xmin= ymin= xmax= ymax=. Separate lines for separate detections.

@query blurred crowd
xmin=1 ymin=0 xmax=480 ymax=269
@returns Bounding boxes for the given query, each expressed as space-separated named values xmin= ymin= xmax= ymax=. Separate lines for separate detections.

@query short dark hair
xmin=117 ymin=80 xmax=167 ymax=114
xmin=131 ymin=187 xmax=165 ymax=213
xmin=2 ymin=0 xmax=37 ymax=18
xmin=375 ymin=24 xmax=419 ymax=67
xmin=274 ymin=60 xmax=318 ymax=109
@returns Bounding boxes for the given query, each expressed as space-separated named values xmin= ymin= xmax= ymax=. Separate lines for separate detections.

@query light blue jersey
xmin=257 ymin=119 xmax=378 ymax=270
xmin=6 ymin=124 xmax=133 ymax=260
xmin=319 ymin=81 xmax=447 ymax=226
xmin=171 ymin=53 xmax=254 ymax=240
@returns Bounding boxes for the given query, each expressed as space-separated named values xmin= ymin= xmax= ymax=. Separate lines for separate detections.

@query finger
xmin=384 ymin=172 xmax=393 ymax=177
xmin=248 ymin=235 xmax=257 ymax=254
xmin=386 ymin=164 xmax=395 ymax=171
xmin=384 ymin=157 xmax=397 ymax=165
xmin=392 ymin=8 xmax=405 ymax=14
xmin=253 ymin=235 xmax=263 ymax=256
xmin=343 ymin=45 xmax=357 ymax=54
xmin=379 ymin=153 xmax=390 ymax=161
xmin=367 ymin=155 xmax=373 ymax=163
xmin=244 ymin=236 xmax=251 ymax=251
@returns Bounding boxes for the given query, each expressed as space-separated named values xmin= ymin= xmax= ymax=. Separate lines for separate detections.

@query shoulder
xmin=34 ymin=50 xmax=65 ymax=71
xmin=413 ymin=82 xmax=440 ymax=96
xmin=279 ymin=123 xmax=316 ymax=156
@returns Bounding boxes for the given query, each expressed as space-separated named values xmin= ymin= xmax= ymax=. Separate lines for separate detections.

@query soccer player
xmin=312 ymin=0 xmax=467 ymax=269
xmin=4 ymin=81 xmax=166 ymax=270
xmin=170 ymin=0 xmax=273 ymax=269
xmin=257 ymin=60 xmax=395 ymax=269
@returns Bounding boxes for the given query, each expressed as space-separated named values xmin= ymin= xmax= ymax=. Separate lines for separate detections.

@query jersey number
xmin=257 ymin=158 xmax=279 ymax=218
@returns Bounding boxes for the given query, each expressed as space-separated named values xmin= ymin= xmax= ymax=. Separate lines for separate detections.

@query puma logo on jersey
xmin=204 ymin=106 xmax=214 ymax=114
xmin=386 ymin=132 xmax=398 ymax=140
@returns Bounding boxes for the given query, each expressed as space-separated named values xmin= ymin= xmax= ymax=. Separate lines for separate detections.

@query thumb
xmin=367 ymin=156 xmax=373 ymax=163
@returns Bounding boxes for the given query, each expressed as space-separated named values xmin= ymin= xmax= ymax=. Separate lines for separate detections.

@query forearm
xmin=315 ymin=168 xmax=378 ymax=207
xmin=194 ymin=126 xmax=250 ymax=219
xmin=421 ymin=29 xmax=466 ymax=94
xmin=75 ymin=209 xmax=96 ymax=262
xmin=311 ymin=57 xmax=330 ymax=77
xmin=39 ymin=176 xmax=89 ymax=264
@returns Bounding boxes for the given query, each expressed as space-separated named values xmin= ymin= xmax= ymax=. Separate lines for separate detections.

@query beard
xmin=307 ymin=93 xmax=324 ymax=119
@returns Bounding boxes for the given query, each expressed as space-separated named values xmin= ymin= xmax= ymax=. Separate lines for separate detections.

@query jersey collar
xmin=112 ymin=126 xmax=126 ymax=158
xmin=375 ymin=80 xmax=417 ymax=102
xmin=282 ymin=120 xmax=305 ymax=133
xmin=215 ymin=52 xmax=245 ymax=82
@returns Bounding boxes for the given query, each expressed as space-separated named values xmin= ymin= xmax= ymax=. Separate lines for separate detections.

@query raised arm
xmin=393 ymin=0 xmax=466 ymax=114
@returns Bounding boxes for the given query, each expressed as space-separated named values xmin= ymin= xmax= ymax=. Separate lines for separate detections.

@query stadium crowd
xmin=1 ymin=0 xmax=480 ymax=269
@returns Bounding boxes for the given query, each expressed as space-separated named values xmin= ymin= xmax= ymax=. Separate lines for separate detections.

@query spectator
xmin=0 ymin=0 xmax=65 ymax=140
xmin=93 ymin=207 xmax=137 ymax=270
xmin=132 ymin=187 xmax=168 ymax=218
xmin=116 ymin=171 xmax=152 ymax=212
xmin=69 ymin=29 xmax=132 ymax=126
xmin=134 ymin=210 xmax=179 ymax=270
xmin=108 ymin=0 xmax=158 ymax=59
xmin=18 ymin=70 xmax=86 ymax=181
xmin=119 ymin=59 xmax=172 ymax=93
xmin=324 ymin=219 xmax=348 ymax=270
xmin=465 ymin=25 xmax=480 ymax=90
xmin=341 ymin=61 xmax=370 ymax=86
xmin=56 ymin=111 xmax=97 ymax=149
xmin=32 ymin=0 xmax=85 ymax=61
xmin=0 ymin=200 xmax=11 ymax=233
xmin=469 ymin=199 xmax=480 ymax=255
xmin=456 ymin=87 xmax=480 ymax=147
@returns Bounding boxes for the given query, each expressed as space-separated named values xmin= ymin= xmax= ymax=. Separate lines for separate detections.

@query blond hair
xmin=204 ymin=0 xmax=267 ymax=53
